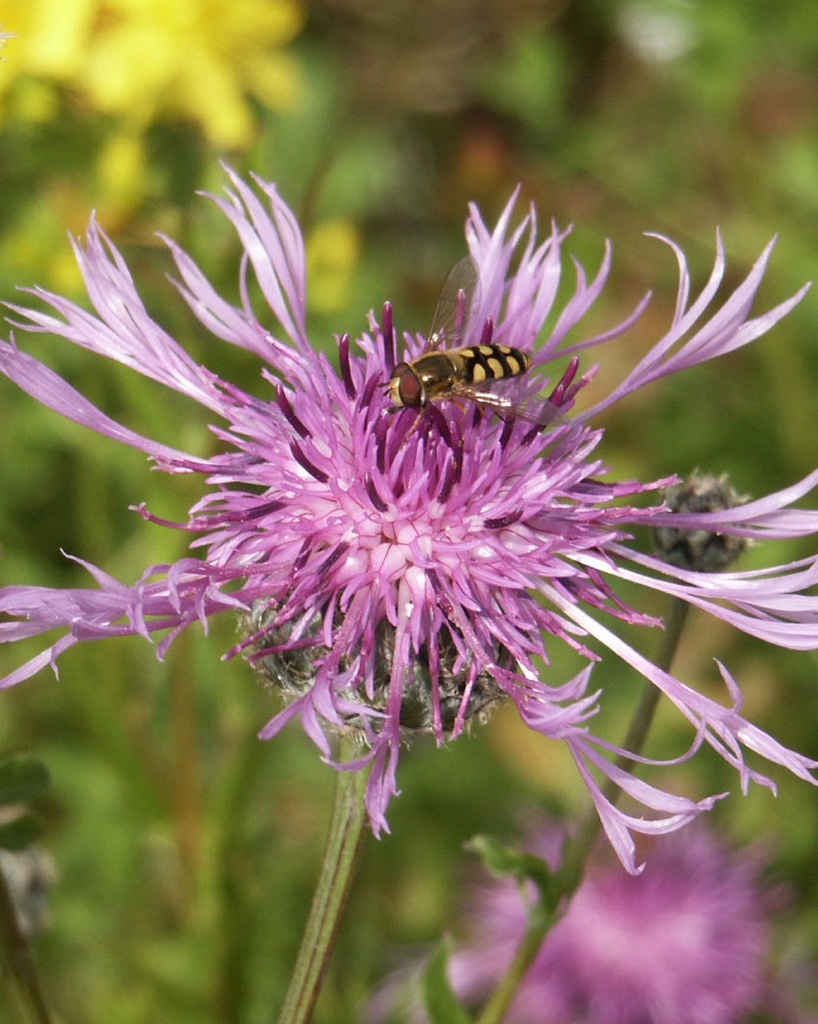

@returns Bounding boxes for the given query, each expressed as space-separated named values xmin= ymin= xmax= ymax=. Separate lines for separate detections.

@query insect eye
xmin=392 ymin=363 xmax=422 ymax=408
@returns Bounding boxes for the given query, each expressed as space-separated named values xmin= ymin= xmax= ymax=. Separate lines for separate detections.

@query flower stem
xmin=477 ymin=596 xmax=690 ymax=1024
xmin=617 ymin=596 xmax=690 ymax=779
xmin=0 ymin=862 xmax=53 ymax=1024
xmin=276 ymin=735 xmax=371 ymax=1024
xmin=554 ymin=596 xmax=690 ymax=896
xmin=474 ymin=893 xmax=555 ymax=1024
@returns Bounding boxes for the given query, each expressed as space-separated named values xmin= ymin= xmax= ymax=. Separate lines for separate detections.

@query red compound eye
xmin=391 ymin=363 xmax=423 ymax=408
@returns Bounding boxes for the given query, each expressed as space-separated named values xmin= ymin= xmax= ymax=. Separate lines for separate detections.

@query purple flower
xmin=372 ymin=823 xmax=804 ymax=1024
xmin=1 ymin=170 xmax=818 ymax=870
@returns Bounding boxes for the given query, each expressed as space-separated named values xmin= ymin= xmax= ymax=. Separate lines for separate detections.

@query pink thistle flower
xmin=372 ymin=824 xmax=808 ymax=1024
xmin=1 ymin=170 xmax=817 ymax=870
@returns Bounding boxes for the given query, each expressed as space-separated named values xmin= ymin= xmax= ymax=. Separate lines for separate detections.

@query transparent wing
xmin=449 ymin=378 xmax=568 ymax=428
xmin=426 ymin=255 xmax=480 ymax=351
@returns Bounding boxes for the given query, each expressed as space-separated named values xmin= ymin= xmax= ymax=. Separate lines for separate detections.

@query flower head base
xmin=245 ymin=603 xmax=510 ymax=735
xmin=1 ymin=170 xmax=818 ymax=869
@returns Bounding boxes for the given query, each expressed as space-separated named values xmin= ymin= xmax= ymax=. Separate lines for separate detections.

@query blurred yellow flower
xmin=1 ymin=0 xmax=304 ymax=146
xmin=0 ymin=197 xmax=86 ymax=295
xmin=306 ymin=219 xmax=362 ymax=314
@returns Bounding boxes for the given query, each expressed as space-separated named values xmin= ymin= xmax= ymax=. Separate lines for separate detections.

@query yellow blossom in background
xmin=0 ymin=196 xmax=86 ymax=296
xmin=0 ymin=0 xmax=305 ymax=289
xmin=306 ymin=219 xmax=362 ymax=315
xmin=0 ymin=0 xmax=304 ymax=146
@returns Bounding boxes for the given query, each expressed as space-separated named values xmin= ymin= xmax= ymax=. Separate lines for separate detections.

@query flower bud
xmin=655 ymin=473 xmax=748 ymax=571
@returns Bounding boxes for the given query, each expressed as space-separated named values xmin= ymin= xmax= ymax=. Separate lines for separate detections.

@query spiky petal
xmin=1 ymin=170 xmax=816 ymax=869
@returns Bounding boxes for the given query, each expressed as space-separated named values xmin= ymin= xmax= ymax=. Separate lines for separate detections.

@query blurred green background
xmin=1 ymin=0 xmax=818 ymax=1020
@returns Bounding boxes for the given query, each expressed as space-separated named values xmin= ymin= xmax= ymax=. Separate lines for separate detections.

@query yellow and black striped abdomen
xmin=388 ymin=344 xmax=532 ymax=409
xmin=455 ymin=344 xmax=530 ymax=385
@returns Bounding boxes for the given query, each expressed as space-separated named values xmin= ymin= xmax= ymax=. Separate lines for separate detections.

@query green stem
xmin=276 ymin=734 xmax=371 ymax=1024
xmin=476 ymin=596 xmax=691 ymax=1024
xmin=556 ymin=596 xmax=691 ymax=892
xmin=474 ymin=893 xmax=556 ymax=1024
xmin=617 ymin=597 xmax=691 ymax=781
xmin=0 ymin=859 xmax=52 ymax=1024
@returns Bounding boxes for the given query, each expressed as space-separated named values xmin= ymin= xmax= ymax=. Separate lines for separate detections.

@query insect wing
xmin=426 ymin=255 xmax=479 ymax=351
xmin=449 ymin=377 xmax=568 ymax=428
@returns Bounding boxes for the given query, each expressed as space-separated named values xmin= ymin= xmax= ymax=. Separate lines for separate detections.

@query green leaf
xmin=465 ymin=834 xmax=553 ymax=890
xmin=0 ymin=758 xmax=50 ymax=807
xmin=0 ymin=813 xmax=43 ymax=851
xmin=422 ymin=939 xmax=474 ymax=1024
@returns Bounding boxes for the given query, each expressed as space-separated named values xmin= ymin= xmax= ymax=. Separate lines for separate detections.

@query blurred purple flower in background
xmin=371 ymin=823 xmax=814 ymax=1024
xmin=1 ymin=170 xmax=817 ymax=869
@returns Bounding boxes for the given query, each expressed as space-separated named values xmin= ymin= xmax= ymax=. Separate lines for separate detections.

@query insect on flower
xmin=387 ymin=256 xmax=567 ymax=427
xmin=1 ymin=170 xmax=816 ymax=874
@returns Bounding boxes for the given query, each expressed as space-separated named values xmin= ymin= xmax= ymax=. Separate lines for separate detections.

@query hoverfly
xmin=388 ymin=256 xmax=565 ymax=428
